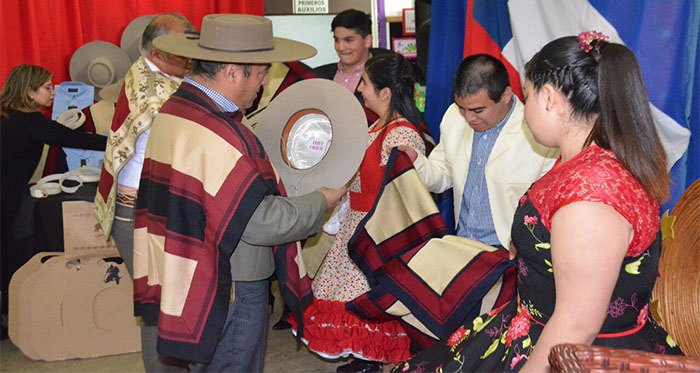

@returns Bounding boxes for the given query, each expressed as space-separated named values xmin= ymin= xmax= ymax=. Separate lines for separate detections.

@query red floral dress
xmin=395 ymin=145 xmax=682 ymax=372
xmin=290 ymin=117 xmax=426 ymax=363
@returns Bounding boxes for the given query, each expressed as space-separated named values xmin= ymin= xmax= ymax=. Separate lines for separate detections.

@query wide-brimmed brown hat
xmin=70 ymin=41 xmax=131 ymax=88
xmin=119 ymin=14 xmax=157 ymax=63
xmin=256 ymin=79 xmax=367 ymax=196
xmin=153 ymin=14 xmax=316 ymax=63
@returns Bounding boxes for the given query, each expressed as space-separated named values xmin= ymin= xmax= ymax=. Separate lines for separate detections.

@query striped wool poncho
xmin=132 ymin=82 xmax=313 ymax=363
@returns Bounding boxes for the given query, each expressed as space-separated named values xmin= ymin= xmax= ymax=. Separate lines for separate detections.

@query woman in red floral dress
xmin=394 ymin=33 xmax=683 ymax=372
xmin=290 ymin=53 xmax=428 ymax=372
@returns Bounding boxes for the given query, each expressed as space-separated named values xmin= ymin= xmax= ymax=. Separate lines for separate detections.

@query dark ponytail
xmin=595 ymin=43 xmax=669 ymax=203
xmin=364 ymin=53 xmax=424 ymax=134
xmin=526 ymin=36 xmax=669 ymax=203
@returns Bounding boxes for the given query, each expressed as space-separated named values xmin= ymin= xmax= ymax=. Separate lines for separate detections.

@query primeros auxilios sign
xmin=293 ymin=0 xmax=329 ymax=14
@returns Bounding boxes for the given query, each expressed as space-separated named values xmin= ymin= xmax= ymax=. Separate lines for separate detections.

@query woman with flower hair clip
xmin=394 ymin=32 xmax=683 ymax=372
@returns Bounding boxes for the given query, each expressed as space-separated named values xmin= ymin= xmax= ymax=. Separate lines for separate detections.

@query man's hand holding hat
xmin=317 ymin=186 xmax=348 ymax=213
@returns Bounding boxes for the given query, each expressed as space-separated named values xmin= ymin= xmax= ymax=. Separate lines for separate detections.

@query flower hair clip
xmin=578 ymin=31 xmax=609 ymax=53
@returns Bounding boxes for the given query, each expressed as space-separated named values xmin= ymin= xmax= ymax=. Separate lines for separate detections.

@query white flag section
xmin=504 ymin=0 xmax=691 ymax=169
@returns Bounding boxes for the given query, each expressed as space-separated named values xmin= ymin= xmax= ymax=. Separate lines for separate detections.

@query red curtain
xmin=0 ymin=0 xmax=264 ymax=87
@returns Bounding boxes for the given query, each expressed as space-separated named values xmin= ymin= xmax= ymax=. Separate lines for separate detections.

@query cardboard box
xmin=62 ymin=200 xmax=119 ymax=259
xmin=8 ymin=253 xmax=140 ymax=360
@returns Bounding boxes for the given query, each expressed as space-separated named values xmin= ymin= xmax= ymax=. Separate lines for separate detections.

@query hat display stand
xmin=8 ymin=200 xmax=141 ymax=361
xmin=89 ymin=100 xmax=116 ymax=135
xmin=8 ymin=254 xmax=141 ymax=361
xmin=14 ymin=255 xmax=63 ymax=360
xmin=256 ymin=79 xmax=367 ymax=196
xmin=62 ymin=256 xmax=140 ymax=358
xmin=98 ymin=79 xmax=123 ymax=104
xmin=8 ymin=252 xmax=61 ymax=360
xmin=27 ymin=256 xmax=81 ymax=361
xmin=90 ymin=79 xmax=122 ymax=136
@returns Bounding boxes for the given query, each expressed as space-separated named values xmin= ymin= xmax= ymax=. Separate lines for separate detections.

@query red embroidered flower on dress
xmin=447 ymin=326 xmax=469 ymax=347
xmin=505 ymin=307 xmax=531 ymax=348
xmin=523 ymin=215 xmax=538 ymax=226
xmin=636 ymin=304 xmax=649 ymax=326
xmin=510 ymin=353 xmax=529 ymax=369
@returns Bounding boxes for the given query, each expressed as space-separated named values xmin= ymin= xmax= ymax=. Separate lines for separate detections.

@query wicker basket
xmin=549 ymin=344 xmax=700 ymax=372
xmin=651 ymin=179 xmax=700 ymax=357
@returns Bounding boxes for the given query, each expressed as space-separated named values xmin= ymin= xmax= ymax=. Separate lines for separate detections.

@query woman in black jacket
xmin=0 ymin=64 xmax=107 ymax=317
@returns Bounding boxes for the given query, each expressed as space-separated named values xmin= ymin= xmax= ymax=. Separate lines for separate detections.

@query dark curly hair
xmin=331 ymin=9 xmax=371 ymax=38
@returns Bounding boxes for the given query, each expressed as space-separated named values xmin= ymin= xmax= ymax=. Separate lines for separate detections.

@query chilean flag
xmin=425 ymin=0 xmax=698 ymax=213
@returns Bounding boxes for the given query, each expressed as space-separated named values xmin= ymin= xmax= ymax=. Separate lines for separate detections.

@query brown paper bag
xmin=62 ymin=201 xmax=119 ymax=259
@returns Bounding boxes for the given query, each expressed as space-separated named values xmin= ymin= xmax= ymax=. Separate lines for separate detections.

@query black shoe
xmin=336 ymin=358 xmax=382 ymax=373
xmin=272 ymin=304 xmax=292 ymax=330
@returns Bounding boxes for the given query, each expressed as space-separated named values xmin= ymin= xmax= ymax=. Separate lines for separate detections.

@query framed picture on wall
xmin=402 ymin=8 xmax=416 ymax=35
xmin=392 ymin=37 xmax=417 ymax=59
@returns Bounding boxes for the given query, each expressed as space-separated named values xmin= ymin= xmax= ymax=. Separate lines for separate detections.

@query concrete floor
xmin=0 ymin=285 xmax=347 ymax=372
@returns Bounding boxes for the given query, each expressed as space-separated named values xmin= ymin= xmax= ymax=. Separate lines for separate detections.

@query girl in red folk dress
xmin=290 ymin=53 xmax=428 ymax=372
xmin=394 ymin=32 xmax=683 ymax=373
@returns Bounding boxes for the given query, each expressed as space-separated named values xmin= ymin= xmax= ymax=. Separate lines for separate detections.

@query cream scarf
xmin=94 ymin=56 xmax=180 ymax=237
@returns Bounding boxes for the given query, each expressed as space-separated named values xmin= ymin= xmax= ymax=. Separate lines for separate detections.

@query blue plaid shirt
xmin=456 ymin=97 xmax=516 ymax=246
xmin=184 ymin=77 xmax=239 ymax=113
